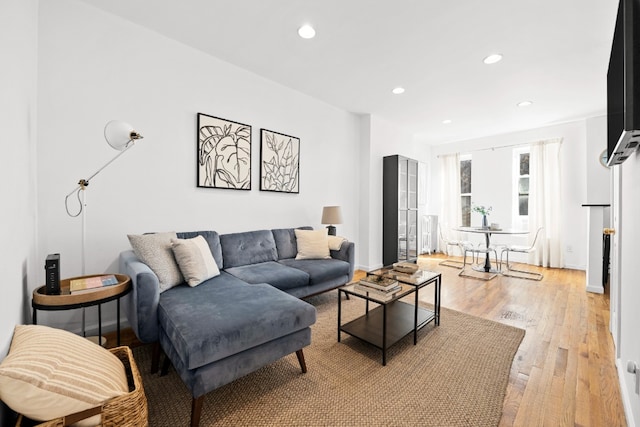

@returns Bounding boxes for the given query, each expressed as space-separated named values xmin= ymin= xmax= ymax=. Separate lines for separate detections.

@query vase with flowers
xmin=471 ymin=204 xmax=492 ymax=229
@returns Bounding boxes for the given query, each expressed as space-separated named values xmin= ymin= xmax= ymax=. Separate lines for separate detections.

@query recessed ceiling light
xmin=392 ymin=87 xmax=405 ymax=95
xmin=483 ymin=54 xmax=503 ymax=64
xmin=442 ymin=119 xmax=452 ymax=124
xmin=298 ymin=24 xmax=316 ymax=39
xmin=517 ymin=100 xmax=533 ymax=107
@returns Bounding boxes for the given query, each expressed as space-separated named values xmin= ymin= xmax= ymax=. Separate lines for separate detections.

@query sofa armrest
xmin=119 ymin=250 xmax=160 ymax=343
xmin=330 ymin=241 xmax=355 ymax=281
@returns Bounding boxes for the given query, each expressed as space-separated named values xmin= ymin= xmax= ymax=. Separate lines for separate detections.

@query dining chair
xmin=458 ymin=245 xmax=499 ymax=280
xmin=437 ymin=223 xmax=471 ymax=269
xmin=499 ymin=227 xmax=544 ymax=281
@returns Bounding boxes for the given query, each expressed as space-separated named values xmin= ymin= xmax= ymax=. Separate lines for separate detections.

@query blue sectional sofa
xmin=119 ymin=226 xmax=355 ymax=426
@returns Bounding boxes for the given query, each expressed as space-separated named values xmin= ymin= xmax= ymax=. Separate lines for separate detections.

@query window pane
xmin=518 ymin=177 xmax=529 ymax=194
xmin=519 ymin=195 xmax=529 ymax=216
xmin=460 ymin=160 xmax=472 ymax=194
xmin=408 ymin=210 xmax=417 ymax=258
xmin=461 ymin=195 xmax=471 ymax=227
xmin=398 ymin=211 xmax=406 ymax=260
xmin=520 ymin=153 xmax=529 ymax=175
xmin=399 ymin=160 xmax=407 ymax=208
xmin=408 ymin=161 xmax=418 ymax=209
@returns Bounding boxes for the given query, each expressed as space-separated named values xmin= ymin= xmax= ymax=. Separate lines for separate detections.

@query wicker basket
xmin=26 ymin=346 xmax=148 ymax=427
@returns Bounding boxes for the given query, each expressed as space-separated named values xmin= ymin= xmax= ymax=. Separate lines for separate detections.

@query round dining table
xmin=454 ymin=227 xmax=529 ymax=273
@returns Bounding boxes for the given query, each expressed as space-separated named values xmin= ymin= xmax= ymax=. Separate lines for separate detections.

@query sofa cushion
xmin=0 ymin=325 xmax=128 ymax=425
xmin=271 ymin=227 xmax=312 ymax=260
xmin=177 ymin=231 xmax=223 ymax=270
xmin=225 ymin=261 xmax=309 ymax=291
xmin=158 ymin=274 xmax=316 ymax=370
xmin=220 ymin=230 xmax=278 ymax=269
xmin=128 ymin=232 xmax=183 ymax=292
xmin=278 ymin=258 xmax=351 ymax=285
xmin=171 ymin=236 xmax=220 ymax=287
xmin=294 ymin=229 xmax=330 ymax=260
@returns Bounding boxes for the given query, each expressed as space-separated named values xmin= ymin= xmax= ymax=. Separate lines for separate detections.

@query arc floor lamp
xmin=64 ymin=120 xmax=144 ymax=341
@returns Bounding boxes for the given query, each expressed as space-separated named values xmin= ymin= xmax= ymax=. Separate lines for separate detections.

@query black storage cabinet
xmin=383 ymin=155 xmax=419 ymax=266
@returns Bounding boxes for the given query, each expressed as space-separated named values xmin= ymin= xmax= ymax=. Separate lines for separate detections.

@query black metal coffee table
xmin=337 ymin=268 xmax=441 ymax=365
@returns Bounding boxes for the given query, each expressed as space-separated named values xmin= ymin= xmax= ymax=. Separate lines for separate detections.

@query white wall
xmin=585 ymin=115 xmax=611 ymax=204
xmin=471 ymin=148 xmax=514 ymax=234
xmin=0 ymin=0 xmax=38 ymax=356
xmin=357 ymin=115 xmax=373 ymax=269
xmin=618 ymin=152 xmax=640 ymax=425
xmin=359 ymin=114 xmax=431 ymax=270
xmin=36 ymin=0 xmax=361 ymax=332
xmin=428 ymin=120 xmax=592 ymax=269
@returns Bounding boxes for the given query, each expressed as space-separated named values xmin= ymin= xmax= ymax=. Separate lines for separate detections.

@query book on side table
xmin=69 ymin=274 xmax=119 ymax=293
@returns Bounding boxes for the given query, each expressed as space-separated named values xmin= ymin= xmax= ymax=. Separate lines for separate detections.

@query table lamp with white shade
xmin=321 ymin=206 xmax=343 ymax=236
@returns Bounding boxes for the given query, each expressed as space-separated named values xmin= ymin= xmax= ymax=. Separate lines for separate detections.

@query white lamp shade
xmin=104 ymin=120 xmax=139 ymax=150
xmin=321 ymin=206 xmax=343 ymax=225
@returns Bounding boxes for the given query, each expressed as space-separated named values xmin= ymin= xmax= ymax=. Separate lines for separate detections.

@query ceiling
xmin=78 ymin=0 xmax=619 ymax=145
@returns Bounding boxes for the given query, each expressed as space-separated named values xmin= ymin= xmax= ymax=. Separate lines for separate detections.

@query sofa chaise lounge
xmin=119 ymin=226 xmax=355 ymax=426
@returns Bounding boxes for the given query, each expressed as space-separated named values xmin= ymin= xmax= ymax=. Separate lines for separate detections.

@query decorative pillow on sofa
xmin=0 ymin=325 xmax=128 ymax=425
xmin=328 ymin=235 xmax=347 ymax=251
xmin=295 ymin=229 xmax=331 ymax=260
xmin=128 ymin=232 xmax=183 ymax=292
xmin=171 ymin=235 xmax=221 ymax=287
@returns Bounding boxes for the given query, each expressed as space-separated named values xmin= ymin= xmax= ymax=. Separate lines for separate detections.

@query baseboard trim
xmin=616 ymin=358 xmax=637 ymax=427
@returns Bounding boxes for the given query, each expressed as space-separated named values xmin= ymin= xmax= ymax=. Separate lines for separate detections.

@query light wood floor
xmin=410 ymin=254 xmax=626 ymax=427
xmin=108 ymin=255 xmax=626 ymax=426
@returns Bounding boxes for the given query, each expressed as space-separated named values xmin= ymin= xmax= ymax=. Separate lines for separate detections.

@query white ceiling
xmin=78 ymin=0 xmax=619 ymax=144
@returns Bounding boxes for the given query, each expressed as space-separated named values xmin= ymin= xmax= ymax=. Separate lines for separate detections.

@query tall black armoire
xmin=383 ymin=155 xmax=419 ymax=266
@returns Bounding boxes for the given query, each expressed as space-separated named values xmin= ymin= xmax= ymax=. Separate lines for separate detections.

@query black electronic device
xmin=45 ymin=253 xmax=60 ymax=295
xmin=607 ymin=0 xmax=640 ymax=166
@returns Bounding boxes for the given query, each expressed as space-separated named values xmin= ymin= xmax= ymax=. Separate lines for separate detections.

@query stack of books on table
xmin=354 ymin=275 xmax=401 ymax=299
xmin=69 ymin=274 xmax=119 ymax=293
xmin=378 ymin=263 xmax=425 ymax=285
xmin=384 ymin=270 xmax=422 ymax=284
xmin=392 ymin=261 xmax=419 ymax=274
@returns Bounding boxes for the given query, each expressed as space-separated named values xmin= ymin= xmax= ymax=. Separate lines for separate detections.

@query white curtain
xmin=439 ymin=153 xmax=462 ymax=255
xmin=529 ymin=138 xmax=564 ymax=268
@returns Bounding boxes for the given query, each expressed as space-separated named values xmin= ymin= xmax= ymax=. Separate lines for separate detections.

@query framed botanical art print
xmin=260 ymin=129 xmax=300 ymax=193
xmin=197 ymin=113 xmax=251 ymax=190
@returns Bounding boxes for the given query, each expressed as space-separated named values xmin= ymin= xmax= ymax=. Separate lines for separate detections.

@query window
xmin=460 ymin=155 xmax=472 ymax=226
xmin=516 ymin=150 xmax=529 ymax=216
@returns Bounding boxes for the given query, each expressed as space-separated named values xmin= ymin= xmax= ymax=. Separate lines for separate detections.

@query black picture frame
xmin=197 ymin=113 xmax=251 ymax=190
xmin=260 ymin=129 xmax=300 ymax=194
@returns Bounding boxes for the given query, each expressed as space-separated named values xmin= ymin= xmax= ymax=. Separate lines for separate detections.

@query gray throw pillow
xmin=128 ymin=232 xmax=184 ymax=292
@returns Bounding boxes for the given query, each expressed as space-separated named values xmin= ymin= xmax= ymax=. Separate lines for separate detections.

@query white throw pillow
xmin=128 ymin=232 xmax=184 ymax=292
xmin=295 ymin=229 xmax=331 ymax=260
xmin=171 ymin=235 xmax=220 ymax=287
xmin=0 ymin=325 xmax=128 ymax=425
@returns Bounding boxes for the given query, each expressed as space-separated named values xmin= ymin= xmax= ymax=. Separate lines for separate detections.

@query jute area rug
xmin=133 ymin=291 xmax=525 ymax=426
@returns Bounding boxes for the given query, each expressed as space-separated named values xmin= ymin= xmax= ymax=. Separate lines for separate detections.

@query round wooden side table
xmin=32 ymin=274 xmax=131 ymax=346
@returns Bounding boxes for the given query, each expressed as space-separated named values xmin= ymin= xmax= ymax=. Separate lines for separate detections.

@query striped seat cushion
xmin=0 ymin=325 xmax=129 ymax=424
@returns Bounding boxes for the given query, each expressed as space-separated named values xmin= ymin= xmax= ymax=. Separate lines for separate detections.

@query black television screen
xmin=606 ymin=0 xmax=640 ymax=166
xmin=607 ymin=2 xmax=624 ymax=160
